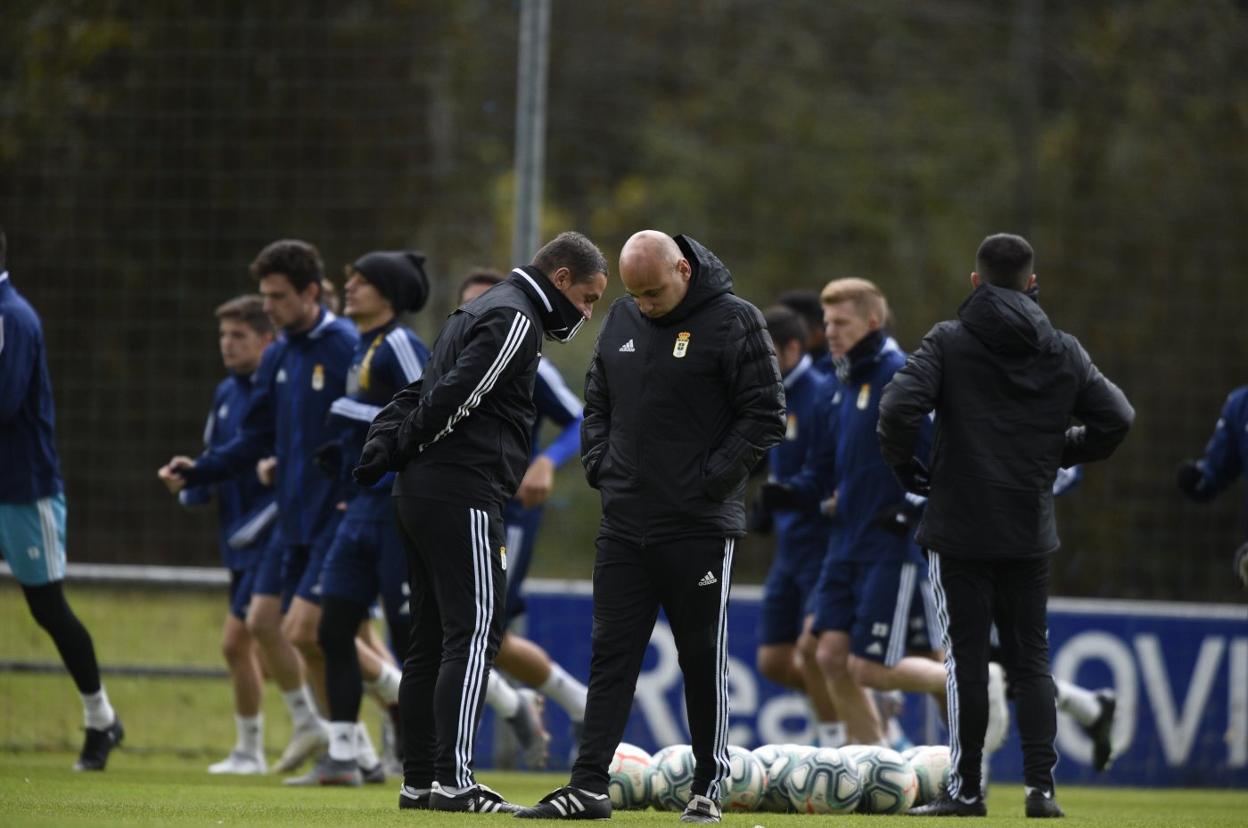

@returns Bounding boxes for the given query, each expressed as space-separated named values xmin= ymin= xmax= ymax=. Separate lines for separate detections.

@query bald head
xmin=619 ymin=230 xmax=692 ymax=319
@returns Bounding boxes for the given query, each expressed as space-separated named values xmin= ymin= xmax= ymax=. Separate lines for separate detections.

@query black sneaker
xmin=430 ymin=782 xmax=520 ymax=814
xmin=75 ymin=718 xmax=124 ymax=771
xmin=680 ymin=793 xmax=722 ymax=824
xmin=1084 ymin=690 xmax=1117 ymax=772
xmin=1025 ymin=790 xmax=1065 ymax=818
xmin=398 ymin=784 xmax=431 ymax=810
xmin=907 ymin=792 xmax=988 ymax=817
xmin=514 ymin=786 xmax=611 ymax=820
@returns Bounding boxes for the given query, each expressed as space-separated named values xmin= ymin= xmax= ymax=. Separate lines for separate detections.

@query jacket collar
xmin=783 ymin=354 xmax=814 ymax=390
xmin=835 ymin=329 xmax=887 ymax=383
xmin=510 ymin=266 xmax=586 ymax=343
xmin=0 ymin=271 xmax=9 ymax=286
xmin=288 ymin=307 xmax=337 ymax=342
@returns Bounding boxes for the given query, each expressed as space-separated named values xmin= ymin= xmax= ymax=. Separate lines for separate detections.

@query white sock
xmin=282 ymin=685 xmax=318 ymax=729
xmin=356 ymin=722 xmax=380 ymax=769
xmin=817 ymin=721 xmax=847 ymax=748
xmin=364 ymin=661 xmax=402 ymax=706
xmin=328 ymin=721 xmax=357 ymax=762
xmin=1055 ymin=678 xmax=1101 ymax=727
xmin=538 ymin=663 xmax=588 ymax=721
xmin=235 ymin=714 xmax=263 ymax=755
xmin=82 ymin=687 xmax=116 ymax=730
xmin=486 ymin=672 xmax=521 ymax=718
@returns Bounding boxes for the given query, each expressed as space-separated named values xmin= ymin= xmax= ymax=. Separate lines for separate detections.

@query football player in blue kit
xmin=1178 ymin=385 xmax=1248 ymax=588
xmin=752 ymin=305 xmax=846 ymax=748
xmin=283 ymin=251 xmax=431 ymax=786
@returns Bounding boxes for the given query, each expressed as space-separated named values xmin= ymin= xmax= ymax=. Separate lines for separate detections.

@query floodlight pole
xmin=512 ymin=0 xmax=552 ymax=266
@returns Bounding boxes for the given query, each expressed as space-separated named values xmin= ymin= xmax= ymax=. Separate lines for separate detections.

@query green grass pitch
xmin=2 ymin=752 xmax=1247 ymax=827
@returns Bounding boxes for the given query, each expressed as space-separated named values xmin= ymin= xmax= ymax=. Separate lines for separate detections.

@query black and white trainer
xmin=429 ymin=782 xmax=520 ymax=814
xmin=680 ymin=793 xmax=722 ymax=824
xmin=398 ymin=784 xmax=431 ymax=810
xmin=74 ymin=717 xmax=124 ymax=771
xmin=907 ymin=792 xmax=988 ymax=817
xmin=513 ymin=786 xmax=611 ymax=820
xmin=1025 ymin=788 xmax=1065 ymax=818
xmin=1084 ymin=689 xmax=1117 ymax=772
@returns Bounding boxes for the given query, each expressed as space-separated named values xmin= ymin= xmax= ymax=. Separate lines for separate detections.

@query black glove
xmin=1176 ymin=459 xmax=1214 ymax=502
xmin=313 ymin=440 xmax=343 ymax=477
xmin=1234 ymin=542 xmax=1248 ymax=589
xmin=874 ymin=500 xmax=923 ymax=537
xmin=352 ymin=440 xmax=391 ymax=487
xmin=747 ymin=494 xmax=774 ymax=535
xmin=892 ymin=457 xmax=931 ymax=496
xmin=759 ymin=482 xmax=799 ymax=512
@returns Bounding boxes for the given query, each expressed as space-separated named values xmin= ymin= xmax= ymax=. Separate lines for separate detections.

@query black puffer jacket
xmin=878 ymin=282 xmax=1134 ymax=558
xmin=581 ymin=235 xmax=786 ymax=543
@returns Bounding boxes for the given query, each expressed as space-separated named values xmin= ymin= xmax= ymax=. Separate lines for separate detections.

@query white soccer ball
xmin=906 ymin=745 xmax=951 ymax=806
xmin=845 ymin=745 xmax=919 ymax=814
xmin=754 ymin=744 xmax=816 ymax=813
xmin=783 ymin=747 xmax=862 ymax=814
xmin=722 ymin=745 xmax=766 ymax=812
xmin=608 ymin=742 xmax=652 ymax=810
xmin=647 ymin=744 xmax=695 ymax=812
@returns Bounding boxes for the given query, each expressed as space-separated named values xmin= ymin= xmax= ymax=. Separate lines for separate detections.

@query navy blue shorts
xmin=251 ymin=528 xmax=285 ymax=601
xmin=228 ymin=565 xmax=256 ymax=621
xmin=757 ymin=540 xmax=825 ymax=646
xmin=502 ymin=501 xmax=544 ymax=624
xmin=811 ymin=557 xmax=939 ymax=665
xmin=318 ymin=513 xmax=409 ymax=637
xmin=283 ymin=512 xmax=343 ymax=610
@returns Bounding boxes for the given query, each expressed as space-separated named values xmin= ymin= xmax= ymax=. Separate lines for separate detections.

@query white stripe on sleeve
xmin=386 ymin=329 xmax=425 ymax=384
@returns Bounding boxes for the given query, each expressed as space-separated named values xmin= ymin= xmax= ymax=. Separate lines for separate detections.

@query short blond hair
xmin=820 ymin=277 xmax=888 ymax=325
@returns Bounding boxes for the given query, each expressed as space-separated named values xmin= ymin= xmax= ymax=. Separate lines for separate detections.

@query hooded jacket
xmin=581 ymin=235 xmax=786 ymax=543
xmin=877 ymin=282 xmax=1134 ymax=558
xmin=365 ymin=266 xmax=584 ymax=510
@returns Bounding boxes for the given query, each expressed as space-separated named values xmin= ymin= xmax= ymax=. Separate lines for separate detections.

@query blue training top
xmin=179 ymin=371 xmax=278 ymax=570
xmin=181 ymin=307 xmax=358 ymax=546
xmin=326 ymin=318 xmax=429 ymax=521
xmin=0 ymin=272 xmax=63 ymax=504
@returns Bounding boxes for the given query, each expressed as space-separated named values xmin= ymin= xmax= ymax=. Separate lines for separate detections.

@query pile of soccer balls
xmin=608 ymin=741 xmax=951 ymax=815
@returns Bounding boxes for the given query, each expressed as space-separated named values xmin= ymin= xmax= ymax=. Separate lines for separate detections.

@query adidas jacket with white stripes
xmin=367 ymin=267 xmax=576 ymax=510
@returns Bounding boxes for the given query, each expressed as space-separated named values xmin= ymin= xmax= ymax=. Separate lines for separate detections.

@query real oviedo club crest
xmin=673 ymin=331 xmax=691 ymax=358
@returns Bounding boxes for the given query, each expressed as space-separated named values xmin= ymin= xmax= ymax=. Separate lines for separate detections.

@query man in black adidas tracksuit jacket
xmin=518 ymin=231 xmax=786 ymax=824
xmin=353 ymin=232 xmax=608 ymax=813
xmin=878 ymin=234 xmax=1133 ymax=819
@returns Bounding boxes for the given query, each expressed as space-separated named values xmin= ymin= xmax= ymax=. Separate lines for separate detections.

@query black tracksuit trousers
xmin=929 ymin=551 xmax=1058 ymax=800
xmin=394 ymin=496 xmax=505 ymax=790
xmin=570 ymin=534 xmax=735 ymax=801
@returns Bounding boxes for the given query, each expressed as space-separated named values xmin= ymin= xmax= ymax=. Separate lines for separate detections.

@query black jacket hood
xmin=958 ymin=282 xmax=1054 ymax=356
xmin=655 ymin=234 xmax=735 ymax=326
xmin=509 ymin=265 xmax=587 ymax=342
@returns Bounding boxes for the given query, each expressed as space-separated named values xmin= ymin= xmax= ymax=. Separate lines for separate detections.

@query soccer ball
xmin=647 ymin=744 xmax=695 ymax=812
xmin=608 ymin=742 xmax=652 ymax=810
xmin=754 ymin=744 xmax=816 ymax=813
xmin=721 ymin=745 xmax=766 ymax=812
xmin=907 ymin=745 xmax=951 ymax=805
xmin=845 ymin=745 xmax=919 ymax=814
xmin=783 ymin=747 xmax=862 ymax=814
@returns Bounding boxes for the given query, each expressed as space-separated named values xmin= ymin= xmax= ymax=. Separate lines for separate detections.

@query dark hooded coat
xmin=877 ymin=282 xmax=1133 ymax=558
xmin=581 ymin=235 xmax=786 ymax=543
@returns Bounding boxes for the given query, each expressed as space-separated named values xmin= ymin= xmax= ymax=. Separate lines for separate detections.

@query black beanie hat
xmin=352 ymin=250 xmax=430 ymax=313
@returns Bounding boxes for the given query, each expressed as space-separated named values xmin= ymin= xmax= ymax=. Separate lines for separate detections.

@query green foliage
xmin=1 ymin=1 xmax=1245 ymax=598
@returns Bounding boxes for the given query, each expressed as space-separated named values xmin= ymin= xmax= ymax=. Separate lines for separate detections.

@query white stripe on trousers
xmin=455 ymin=508 xmax=494 ymax=787
xmin=885 ymin=561 xmax=918 ymax=666
xmin=928 ymin=551 xmax=967 ymax=799
xmin=707 ymin=537 xmax=734 ymax=802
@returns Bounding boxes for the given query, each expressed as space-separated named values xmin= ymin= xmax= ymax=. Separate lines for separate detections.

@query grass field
xmin=2 ymin=752 xmax=1247 ymax=827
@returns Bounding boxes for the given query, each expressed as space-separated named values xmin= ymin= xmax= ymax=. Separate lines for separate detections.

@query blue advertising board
xmin=482 ymin=579 xmax=1248 ymax=788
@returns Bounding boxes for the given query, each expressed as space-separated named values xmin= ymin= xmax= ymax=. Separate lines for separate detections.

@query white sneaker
xmin=273 ymin=720 xmax=329 ymax=773
xmin=208 ymin=749 xmax=267 ymax=775
xmin=985 ymin=662 xmax=1010 ymax=754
